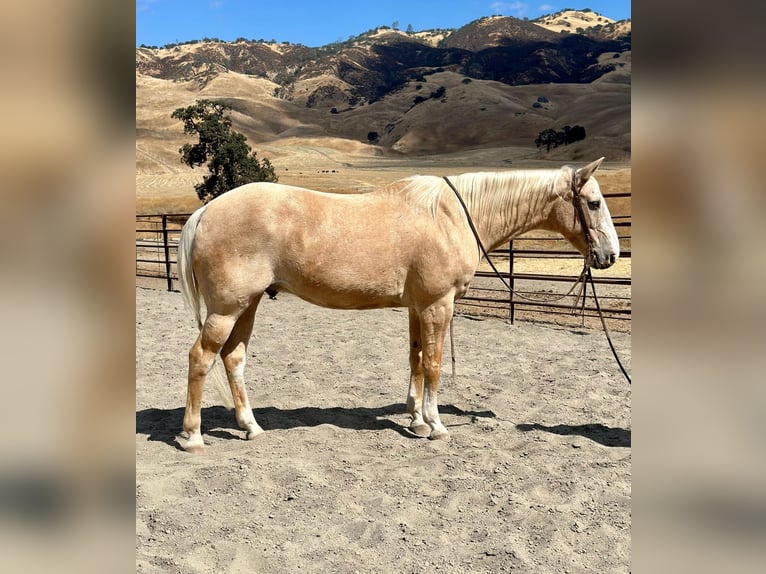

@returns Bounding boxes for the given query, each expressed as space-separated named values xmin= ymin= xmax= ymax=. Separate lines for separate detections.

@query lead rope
xmin=443 ymin=175 xmax=631 ymax=385
xmin=450 ymin=317 xmax=456 ymax=386
xmin=588 ymin=268 xmax=631 ymax=383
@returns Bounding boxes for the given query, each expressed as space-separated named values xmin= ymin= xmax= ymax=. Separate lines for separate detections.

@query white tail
xmin=177 ymin=205 xmax=234 ymax=410
xmin=177 ymin=205 xmax=207 ymax=330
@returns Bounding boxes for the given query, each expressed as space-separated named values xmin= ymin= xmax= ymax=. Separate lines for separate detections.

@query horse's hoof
xmin=245 ymin=427 xmax=264 ymax=440
xmin=177 ymin=433 xmax=206 ymax=453
xmin=429 ymin=429 xmax=450 ymax=441
xmin=409 ymin=422 xmax=431 ymax=437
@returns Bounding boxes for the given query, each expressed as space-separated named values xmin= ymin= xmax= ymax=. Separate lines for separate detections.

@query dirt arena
xmin=136 ymin=286 xmax=630 ymax=573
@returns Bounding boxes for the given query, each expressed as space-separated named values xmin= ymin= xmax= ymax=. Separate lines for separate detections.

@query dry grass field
xmin=135 ymin=137 xmax=630 ymax=211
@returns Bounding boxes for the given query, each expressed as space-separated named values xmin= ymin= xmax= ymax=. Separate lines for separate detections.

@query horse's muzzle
xmin=590 ymin=250 xmax=617 ymax=269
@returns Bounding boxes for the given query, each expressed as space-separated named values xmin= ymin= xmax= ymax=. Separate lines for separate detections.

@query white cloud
xmin=490 ymin=2 xmax=531 ymax=17
xmin=538 ymin=3 xmax=556 ymax=12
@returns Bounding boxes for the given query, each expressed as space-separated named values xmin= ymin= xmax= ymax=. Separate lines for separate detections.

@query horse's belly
xmin=275 ymin=264 xmax=407 ymax=310
xmin=295 ymin=289 xmax=404 ymax=310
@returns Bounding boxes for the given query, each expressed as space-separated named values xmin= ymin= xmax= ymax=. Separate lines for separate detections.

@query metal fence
xmin=135 ymin=214 xmax=188 ymax=292
xmin=136 ymin=193 xmax=630 ymax=324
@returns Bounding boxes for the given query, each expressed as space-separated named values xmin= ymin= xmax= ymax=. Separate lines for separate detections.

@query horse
xmin=176 ymin=158 xmax=619 ymax=453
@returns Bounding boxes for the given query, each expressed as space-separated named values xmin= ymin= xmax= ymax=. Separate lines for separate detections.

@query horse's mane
xmin=401 ymin=170 xmax=560 ymax=220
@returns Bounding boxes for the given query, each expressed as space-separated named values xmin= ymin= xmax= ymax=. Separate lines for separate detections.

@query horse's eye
xmin=587 ymin=200 xmax=600 ymax=210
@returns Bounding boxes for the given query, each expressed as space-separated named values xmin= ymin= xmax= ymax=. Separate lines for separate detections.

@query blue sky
xmin=136 ymin=1 xmax=631 ymax=47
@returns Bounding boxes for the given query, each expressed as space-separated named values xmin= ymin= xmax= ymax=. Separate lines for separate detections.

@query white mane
xmin=402 ymin=170 xmax=560 ymax=221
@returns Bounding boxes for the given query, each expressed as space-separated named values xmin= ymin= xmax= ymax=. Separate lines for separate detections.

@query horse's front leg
xmin=418 ymin=298 xmax=453 ymax=441
xmin=406 ymin=307 xmax=430 ymax=437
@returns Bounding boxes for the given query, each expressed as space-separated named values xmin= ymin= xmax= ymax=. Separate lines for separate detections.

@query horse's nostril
xmin=609 ymin=253 xmax=616 ymax=264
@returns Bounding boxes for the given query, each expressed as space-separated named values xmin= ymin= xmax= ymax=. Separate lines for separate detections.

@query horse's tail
xmin=177 ymin=205 xmax=235 ymax=410
xmin=178 ymin=205 xmax=207 ymax=330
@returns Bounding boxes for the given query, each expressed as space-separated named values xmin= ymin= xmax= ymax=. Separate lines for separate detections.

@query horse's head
xmin=549 ymin=158 xmax=620 ymax=270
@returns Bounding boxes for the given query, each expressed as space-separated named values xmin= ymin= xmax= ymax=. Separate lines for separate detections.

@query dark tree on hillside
xmin=565 ymin=124 xmax=586 ymax=143
xmin=534 ymin=128 xmax=560 ymax=152
xmin=171 ymin=99 xmax=278 ymax=203
xmin=535 ymin=125 xmax=587 ymax=151
xmin=431 ymin=86 xmax=446 ymax=99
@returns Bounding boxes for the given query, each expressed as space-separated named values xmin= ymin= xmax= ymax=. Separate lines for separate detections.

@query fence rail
xmin=136 ymin=192 xmax=630 ymax=326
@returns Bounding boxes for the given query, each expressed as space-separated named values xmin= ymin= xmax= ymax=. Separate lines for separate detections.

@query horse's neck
xmin=459 ymin=171 xmax=556 ymax=251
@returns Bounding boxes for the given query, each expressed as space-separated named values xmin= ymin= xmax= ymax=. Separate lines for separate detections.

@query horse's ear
xmin=575 ymin=157 xmax=604 ymax=189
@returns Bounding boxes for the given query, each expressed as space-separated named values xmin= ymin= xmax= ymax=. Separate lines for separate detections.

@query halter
xmin=568 ymin=166 xmax=594 ymax=267
xmin=443 ymin=171 xmax=631 ymax=384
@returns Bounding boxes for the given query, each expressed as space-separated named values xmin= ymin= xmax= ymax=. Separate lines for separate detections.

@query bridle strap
xmin=568 ymin=168 xmax=592 ymax=315
xmin=569 ymin=167 xmax=593 ymax=265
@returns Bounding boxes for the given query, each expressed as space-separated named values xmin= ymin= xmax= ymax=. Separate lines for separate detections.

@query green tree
xmin=534 ymin=128 xmax=560 ymax=152
xmin=171 ymin=99 xmax=278 ymax=203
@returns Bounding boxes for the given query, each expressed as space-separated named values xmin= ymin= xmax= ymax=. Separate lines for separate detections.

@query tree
xmin=171 ymin=99 xmax=278 ymax=203
xmin=566 ymin=125 xmax=586 ymax=143
xmin=534 ymin=125 xmax=587 ymax=151
xmin=534 ymin=128 xmax=560 ymax=152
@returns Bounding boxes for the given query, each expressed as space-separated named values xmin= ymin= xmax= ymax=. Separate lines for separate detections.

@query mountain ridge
xmin=136 ymin=11 xmax=630 ymax=176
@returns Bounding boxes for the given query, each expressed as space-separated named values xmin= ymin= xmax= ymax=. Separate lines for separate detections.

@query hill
xmin=136 ymin=10 xmax=630 ymax=210
xmin=534 ymin=9 xmax=631 ymax=40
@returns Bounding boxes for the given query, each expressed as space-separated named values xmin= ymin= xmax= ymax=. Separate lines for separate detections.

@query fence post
xmin=509 ymin=240 xmax=515 ymax=324
xmin=161 ymin=214 xmax=172 ymax=292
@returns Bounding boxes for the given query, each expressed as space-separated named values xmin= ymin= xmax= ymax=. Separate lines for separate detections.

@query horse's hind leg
xmin=406 ymin=307 xmax=430 ymax=437
xmin=181 ymin=313 xmax=238 ymax=453
xmin=221 ymin=295 xmax=264 ymax=440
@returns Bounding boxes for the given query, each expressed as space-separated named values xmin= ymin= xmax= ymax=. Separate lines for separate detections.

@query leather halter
xmin=569 ymin=167 xmax=593 ymax=269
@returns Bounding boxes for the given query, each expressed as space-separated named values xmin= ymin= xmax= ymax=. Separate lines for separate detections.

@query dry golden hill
xmin=136 ymin=11 xmax=630 ymax=213
xmin=534 ymin=9 xmax=631 ymax=39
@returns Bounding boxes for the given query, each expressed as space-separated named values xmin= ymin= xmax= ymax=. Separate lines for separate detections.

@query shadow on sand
xmin=516 ymin=422 xmax=630 ymax=447
xmin=136 ymin=403 xmax=497 ymax=450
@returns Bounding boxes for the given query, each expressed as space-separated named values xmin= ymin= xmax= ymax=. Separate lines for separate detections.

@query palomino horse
xmin=176 ymin=158 xmax=619 ymax=452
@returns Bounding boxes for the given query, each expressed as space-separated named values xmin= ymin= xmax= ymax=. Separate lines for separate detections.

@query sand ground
xmin=136 ymin=286 xmax=630 ymax=573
